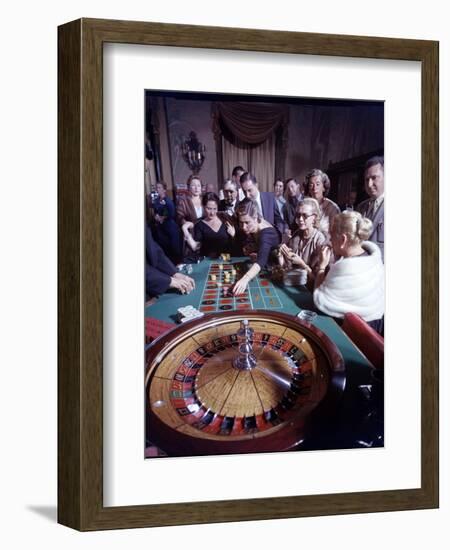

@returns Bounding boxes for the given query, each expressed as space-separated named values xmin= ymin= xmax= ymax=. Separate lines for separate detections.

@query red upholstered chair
xmin=145 ymin=317 xmax=176 ymax=345
xmin=341 ymin=313 xmax=384 ymax=370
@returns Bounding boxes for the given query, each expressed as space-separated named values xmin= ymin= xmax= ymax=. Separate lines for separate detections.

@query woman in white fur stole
xmin=313 ymin=211 xmax=384 ymax=333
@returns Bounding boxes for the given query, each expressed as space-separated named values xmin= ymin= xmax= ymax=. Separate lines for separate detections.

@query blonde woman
xmin=313 ymin=211 xmax=384 ymax=332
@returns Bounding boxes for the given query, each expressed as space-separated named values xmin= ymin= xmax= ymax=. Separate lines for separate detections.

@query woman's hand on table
xmin=232 ymin=275 xmax=249 ymax=296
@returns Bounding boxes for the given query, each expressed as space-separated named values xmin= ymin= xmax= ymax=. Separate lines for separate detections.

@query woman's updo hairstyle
xmin=236 ymin=198 xmax=262 ymax=222
xmin=331 ymin=211 xmax=373 ymax=244
xmin=186 ymin=174 xmax=202 ymax=188
xmin=202 ymin=192 xmax=220 ymax=207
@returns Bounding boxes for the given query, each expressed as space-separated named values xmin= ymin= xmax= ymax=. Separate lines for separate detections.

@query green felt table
xmin=146 ymin=258 xmax=382 ymax=450
xmin=146 ymin=257 xmax=316 ymax=318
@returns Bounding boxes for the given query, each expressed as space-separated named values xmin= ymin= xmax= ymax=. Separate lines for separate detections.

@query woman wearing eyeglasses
xmin=278 ymin=198 xmax=327 ymax=284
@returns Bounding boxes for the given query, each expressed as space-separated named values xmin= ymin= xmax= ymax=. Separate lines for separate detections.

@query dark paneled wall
xmin=165 ymin=98 xmax=219 ymax=190
xmin=161 ymin=97 xmax=383 ymax=194
xmin=286 ymin=103 xmax=384 ymax=183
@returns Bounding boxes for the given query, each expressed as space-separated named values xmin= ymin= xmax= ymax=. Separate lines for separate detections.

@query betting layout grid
xmin=198 ymin=261 xmax=283 ymax=313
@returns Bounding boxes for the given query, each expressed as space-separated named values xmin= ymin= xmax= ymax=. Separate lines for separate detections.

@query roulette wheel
xmin=145 ymin=310 xmax=345 ymax=456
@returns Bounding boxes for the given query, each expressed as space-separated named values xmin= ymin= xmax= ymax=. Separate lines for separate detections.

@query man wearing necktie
xmin=356 ymin=156 xmax=385 ymax=261
xmin=239 ymin=172 xmax=284 ymax=236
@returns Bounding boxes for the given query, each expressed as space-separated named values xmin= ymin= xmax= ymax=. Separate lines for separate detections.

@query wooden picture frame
xmin=58 ymin=18 xmax=439 ymax=531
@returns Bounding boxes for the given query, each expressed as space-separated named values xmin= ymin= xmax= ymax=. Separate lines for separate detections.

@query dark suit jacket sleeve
xmin=165 ymin=197 xmax=176 ymax=220
xmin=282 ymin=201 xmax=294 ymax=230
xmin=260 ymin=193 xmax=274 ymax=225
xmin=262 ymin=192 xmax=284 ymax=230
xmin=265 ymin=192 xmax=285 ymax=236
xmin=273 ymin=198 xmax=284 ymax=234
xmin=356 ymin=199 xmax=368 ymax=216
xmin=146 ymin=265 xmax=172 ymax=298
xmin=147 ymin=227 xmax=176 ymax=275
xmin=146 ymin=227 xmax=176 ymax=297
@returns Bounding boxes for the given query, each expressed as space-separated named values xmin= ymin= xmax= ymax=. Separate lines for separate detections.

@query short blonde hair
xmin=331 ymin=211 xmax=373 ymax=244
xmin=296 ymin=198 xmax=321 ymax=229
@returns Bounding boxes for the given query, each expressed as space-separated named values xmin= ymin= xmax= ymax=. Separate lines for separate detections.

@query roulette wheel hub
xmin=232 ymin=319 xmax=257 ymax=370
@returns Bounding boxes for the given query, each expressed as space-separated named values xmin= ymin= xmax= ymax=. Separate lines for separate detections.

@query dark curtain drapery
xmin=215 ymin=101 xmax=288 ymax=144
xmin=212 ymin=101 xmax=289 ymax=188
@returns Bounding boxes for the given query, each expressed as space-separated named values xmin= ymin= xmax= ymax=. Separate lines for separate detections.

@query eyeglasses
xmin=224 ymin=189 xmax=236 ymax=194
xmin=296 ymin=212 xmax=315 ymax=220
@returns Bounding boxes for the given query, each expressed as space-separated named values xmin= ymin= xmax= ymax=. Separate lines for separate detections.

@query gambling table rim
xmin=145 ymin=309 xmax=346 ymax=386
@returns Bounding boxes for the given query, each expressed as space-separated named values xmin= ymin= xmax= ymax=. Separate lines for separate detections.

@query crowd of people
xmin=147 ymin=157 xmax=385 ymax=333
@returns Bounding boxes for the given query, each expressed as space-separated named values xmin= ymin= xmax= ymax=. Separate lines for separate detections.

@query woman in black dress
xmin=232 ymin=199 xmax=280 ymax=295
xmin=185 ymin=192 xmax=235 ymax=258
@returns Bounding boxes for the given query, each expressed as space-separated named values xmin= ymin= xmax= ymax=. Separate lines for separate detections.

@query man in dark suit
xmin=356 ymin=156 xmax=385 ymax=261
xmin=232 ymin=165 xmax=246 ymax=201
xmin=146 ymin=227 xmax=195 ymax=299
xmin=218 ymin=180 xmax=238 ymax=217
xmin=239 ymin=172 xmax=284 ymax=234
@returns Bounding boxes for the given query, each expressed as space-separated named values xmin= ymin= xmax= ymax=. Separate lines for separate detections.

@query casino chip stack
xmin=177 ymin=305 xmax=204 ymax=323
